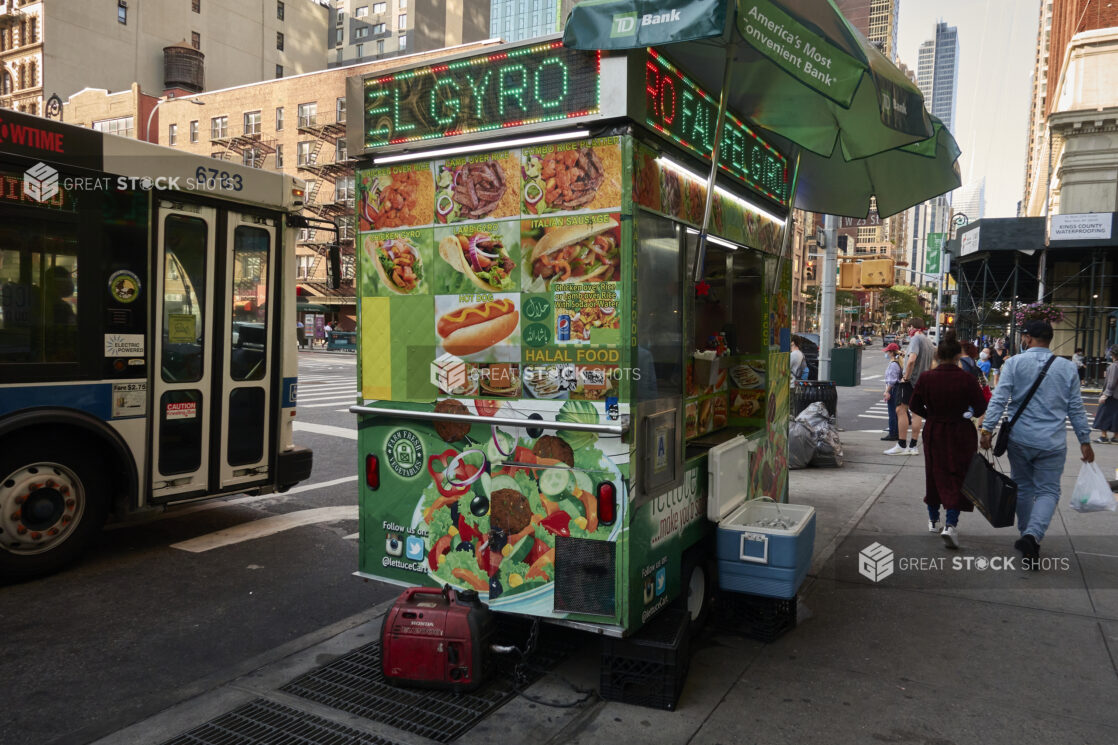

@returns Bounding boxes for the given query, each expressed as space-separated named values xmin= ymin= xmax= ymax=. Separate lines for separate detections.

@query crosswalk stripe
xmin=171 ymin=506 xmax=358 ymax=553
xmin=298 ymin=390 xmax=360 ymax=401
xmin=858 ymin=414 xmax=889 ymax=419
xmin=299 ymin=399 xmax=360 ymax=408
xmin=293 ymin=421 xmax=358 ymax=439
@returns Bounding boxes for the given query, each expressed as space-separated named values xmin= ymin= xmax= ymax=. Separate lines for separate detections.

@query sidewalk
xmin=92 ymin=430 xmax=1118 ymax=745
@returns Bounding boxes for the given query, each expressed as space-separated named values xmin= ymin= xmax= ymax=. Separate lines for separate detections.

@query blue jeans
xmin=1007 ymin=442 xmax=1067 ymax=541
xmin=928 ymin=506 xmax=960 ymax=527
xmin=887 ymin=397 xmax=899 ymax=437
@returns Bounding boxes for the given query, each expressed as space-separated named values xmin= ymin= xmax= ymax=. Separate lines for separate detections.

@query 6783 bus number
xmin=194 ymin=167 xmax=244 ymax=191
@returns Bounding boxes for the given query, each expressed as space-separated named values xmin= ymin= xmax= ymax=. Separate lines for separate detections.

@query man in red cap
xmin=882 ymin=342 xmax=903 ymax=441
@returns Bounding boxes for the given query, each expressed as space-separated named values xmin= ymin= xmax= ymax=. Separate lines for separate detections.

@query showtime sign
xmin=0 ymin=116 xmax=66 ymax=154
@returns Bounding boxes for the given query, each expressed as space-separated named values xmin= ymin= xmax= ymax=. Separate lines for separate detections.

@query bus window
xmin=229 ymin=226 xmax=270 ymax=381
xmin=0 ymin=222 xmax=79 ymax=364
xmin=161 ymin=215 xmax=208 ymax=383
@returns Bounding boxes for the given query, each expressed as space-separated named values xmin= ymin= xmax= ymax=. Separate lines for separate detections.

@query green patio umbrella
xmin=790 ymin=115 xmax=963 ymax=219
xmin=564 ymin=0 xmax=934 ymax=160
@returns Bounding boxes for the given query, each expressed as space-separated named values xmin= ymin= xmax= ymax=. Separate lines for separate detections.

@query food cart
xmin=347 ymin=37 xmax=800 ymax=636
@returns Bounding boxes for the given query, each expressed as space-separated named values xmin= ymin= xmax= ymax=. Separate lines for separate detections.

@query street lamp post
xmin=145 ymin=97 xmax=204 ymax=143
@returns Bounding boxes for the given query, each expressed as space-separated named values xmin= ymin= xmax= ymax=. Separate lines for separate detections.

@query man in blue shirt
xmin=980 ymin=320 xmax=1094 ymax=567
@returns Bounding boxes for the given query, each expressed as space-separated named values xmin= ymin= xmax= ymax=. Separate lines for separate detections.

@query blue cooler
xmin=707 ymin=437 xmax=816 ymax=599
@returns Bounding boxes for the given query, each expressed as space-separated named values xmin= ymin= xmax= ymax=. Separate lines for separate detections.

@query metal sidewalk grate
xmin=280 ymin=618 xmax=578 ymax=743
xmin=158 ymin=698 xmax=403 ymax=745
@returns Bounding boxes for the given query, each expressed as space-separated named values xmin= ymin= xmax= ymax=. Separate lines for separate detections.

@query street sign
xmin=925 ymin=233 xmax=945 ymax=274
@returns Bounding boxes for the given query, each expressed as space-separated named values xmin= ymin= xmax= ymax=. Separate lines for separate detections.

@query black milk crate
xmin=600 ymin=608 xmax=690 ymax=711
xmin=714 ymin=591 xmax=797 ymax=643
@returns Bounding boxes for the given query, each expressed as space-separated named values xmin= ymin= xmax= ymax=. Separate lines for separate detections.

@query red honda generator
xmin=381 ymin=586 xmax=494 ymax=692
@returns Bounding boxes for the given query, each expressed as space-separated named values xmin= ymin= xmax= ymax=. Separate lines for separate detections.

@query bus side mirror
xmin=327 ymin=244 xmax=341 ymax=290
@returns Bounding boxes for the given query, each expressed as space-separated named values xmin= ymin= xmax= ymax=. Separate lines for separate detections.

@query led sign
xmin=644 ymin=49 xmax=789 ymax=207
xmin=363 ymin=41 xmax=601 ymax=149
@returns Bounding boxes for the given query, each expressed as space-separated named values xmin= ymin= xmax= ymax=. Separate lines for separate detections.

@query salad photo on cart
xmin=417 ymin=400 xmax=619 ymax=603
xmin=436 ymin=228 xmax=519 ymax=293
xmin=524 ymin=219 xmax=621 ymax=290
xmin=364 ymin=235 xmax=428 ymax=295
xmin=434 ymin=154 xmax=521 ymax=223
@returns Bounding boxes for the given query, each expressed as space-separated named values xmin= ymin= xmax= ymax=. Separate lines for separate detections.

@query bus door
xmin=151 ymin=202 xmax=278 ymax=499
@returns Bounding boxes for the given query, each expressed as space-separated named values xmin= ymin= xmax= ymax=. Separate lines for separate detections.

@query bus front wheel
xmin=0 ymin=438 xmax=109 ymax=583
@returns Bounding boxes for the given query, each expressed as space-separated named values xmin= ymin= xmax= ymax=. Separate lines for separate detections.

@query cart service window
xmin=635 ymin=212 xmax=683 ymax=402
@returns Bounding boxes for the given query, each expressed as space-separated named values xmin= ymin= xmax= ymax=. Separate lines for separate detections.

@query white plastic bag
xmin=1070 ymin=462 xmax=1117 ymax=513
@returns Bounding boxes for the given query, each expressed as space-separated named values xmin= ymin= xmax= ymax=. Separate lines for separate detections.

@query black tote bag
xmin=961 ymin=452 xmax=1017 ymax=528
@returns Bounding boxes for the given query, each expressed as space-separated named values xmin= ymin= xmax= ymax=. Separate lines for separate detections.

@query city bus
xmin=0 ymin=110 xmax=313 ymax=582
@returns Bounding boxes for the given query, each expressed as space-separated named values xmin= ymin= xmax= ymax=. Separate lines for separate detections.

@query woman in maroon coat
xmin=909 ymin=331 xmax=988 ymax=548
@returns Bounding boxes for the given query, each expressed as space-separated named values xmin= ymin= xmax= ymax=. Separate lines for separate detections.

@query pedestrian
xmin=1092 ymin=346 xmax=1118 ymax=442
xmin=884 ymin=317 xmax=934 ymax=456
xmin=909 ymin=332 xmax=988 ymax=547
xmin=979 ymin=320 xmax=1094 ymax=568
xmin=1072 ymin=348 xmax=1087 ymax=384
xmin=989 ymin=341 xmax=1008 ymax=386
xmin=977 ymin=348 xmax=992 ymax=377
xmin=882 ymin=343 xmax=904 ymax=441
xmin=790 ymin=340 xmax=806 ymax=380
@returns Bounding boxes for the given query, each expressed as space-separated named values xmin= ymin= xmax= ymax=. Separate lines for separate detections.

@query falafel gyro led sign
xmin=363 ymin=41 xmax=601 ymax=149
xmin=645 ymin=48 xmax=790 ymax=207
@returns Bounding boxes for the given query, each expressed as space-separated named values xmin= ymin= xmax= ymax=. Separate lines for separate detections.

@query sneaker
xmin=884 ymin=444 xmax=908 ymax=455
xmin=1094 ymin=436 xmax=1111 ymax=444
xmin=906 ymin=446 xmax=920 ymax=456
xmin=927 ymin=519 xmax=939 ymax=533
xmin=941 ymin=525 xmax=959 ymax=548
xmin=1014 ymin=534 xmax=1040 ymax=569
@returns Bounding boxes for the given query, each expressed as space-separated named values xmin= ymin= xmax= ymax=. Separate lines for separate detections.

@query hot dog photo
xmin=435 ymin=294 xmax=520 ymax=362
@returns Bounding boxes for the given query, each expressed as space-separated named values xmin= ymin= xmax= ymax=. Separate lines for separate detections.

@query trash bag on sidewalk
xmin=792 ymin=402 xmax=844 ymax=468
xmin=788 ymin=421 xmax=815 ymax=470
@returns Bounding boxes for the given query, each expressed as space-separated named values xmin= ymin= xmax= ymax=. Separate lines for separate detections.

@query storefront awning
xmin=296 ymin=303 xmax=330 ymax=313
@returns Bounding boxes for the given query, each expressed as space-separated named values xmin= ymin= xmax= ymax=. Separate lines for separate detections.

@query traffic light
xmin=806 ymin=260 xmax=816 ymax=281
xmin=838 ymin=262 xmax=860 ymax=290
xmin=327 ymin=243 xmax=341 ymax=290
xmin=859 ymin=258 xmax=895 ymax=288
xmin=837 ymin=235 xmax=849 ymax=251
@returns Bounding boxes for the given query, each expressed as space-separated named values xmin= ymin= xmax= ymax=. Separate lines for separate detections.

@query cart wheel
xmin=0 ymin=436 xmax=110 ymax=583
xmin=678 ymin=554 xmax=715 ymax=633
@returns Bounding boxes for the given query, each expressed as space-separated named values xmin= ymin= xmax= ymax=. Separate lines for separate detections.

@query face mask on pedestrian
xmin=979 ymin=351 xmax=989 ymax=360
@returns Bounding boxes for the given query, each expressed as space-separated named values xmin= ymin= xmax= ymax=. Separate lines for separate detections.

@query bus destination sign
xmin=644 ymin=49 xmax=790 ymax=207
xmin=363 ymin=41 xmax=601 ymax=149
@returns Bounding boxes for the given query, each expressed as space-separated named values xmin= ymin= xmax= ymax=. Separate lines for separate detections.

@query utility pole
xmin=819 ymin=214 xmax=838 ymax=380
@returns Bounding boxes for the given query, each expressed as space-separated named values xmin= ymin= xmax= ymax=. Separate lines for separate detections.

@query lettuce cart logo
xmin=23 ymin=162 xmax=59 ymax=203
xmin=858 ymin=542 xmax=894 ymax=583
xmin=385 ymin=429 xmax=424 ymax=478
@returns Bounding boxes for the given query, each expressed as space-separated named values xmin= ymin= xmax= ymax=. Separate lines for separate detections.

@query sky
xmin=896 ymin=0 xmax=1040 ymax=217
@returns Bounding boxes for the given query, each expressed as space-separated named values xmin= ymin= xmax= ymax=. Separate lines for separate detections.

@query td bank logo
xmin=24 ymin=162 xmax=60 ymax=203
xmin=858 ymin=542 xmax=894 ymax=583
xmin=611 ymin=9 xmax=682 ymax=37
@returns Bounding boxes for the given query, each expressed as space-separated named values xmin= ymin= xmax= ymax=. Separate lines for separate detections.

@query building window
xmin=276 ymin=31 xmax=284 ymax=50
xmin=339 ymin=216 xmax=354 ymax=242
xmin=399 ymin=0 xmax=406 ymax=7
xmin=242 ymin=148 xmax=260 ymax=168
xmin=210 ymin=116 xmax=228 ymax=139
xmin=192 ymin=0 xmax=200 ymax=13
xmin=376 ymin=39 xmax=383 ymax=55
xmin=191 ymin=31 xmax=201 ymax=49
xmin=168 ymin=123 xmax=178 ymax=145
xmin=277 ymin=1 xmax=284 ymax=20
xmin=399 ymin=33 xmax=406 ymax=51
xmin=297 ymin=141 xmax=314 ymax=166
xmin=275 ymin=64 xmax=283 ymax=78
xmin=398 ymin=13 xmax=406 ymax=29
xmin=354 ymin=26 xmax=368 ymax=39
xmin=297 ymin=102 xmax=316 ymax=128
xmin=372 ymin=22 xmax=385 ymax=34
xmin=355 ymin=5 xmax=368 ymax=17
xmin=189 ymin=120 xmax=199 ymax=143
xmin=336 ymin=96 xmax=346 ymax=123
xmin=335 ymin=175 xmax=354 ymax=202
xmin=336 ymin=48 xmax=343 ymax=64
xmin=296 ymin=255 xmax=313 ymax=279
xmin=276 ymin=144 xmax=284 ymax=168
xmin=336 ymin=10 xmax=344 ymax=25
xmin=244 ymin=110 xmax=261 ymax=135
xmin=335 ymin=138 xmax=347 ymax=162
xmin=373 ymin=1 xmax=386 ymax=12
xmin=93 ymin=116 xmax=135 ymax=138
xmin=335 ymin=27 xmax=344 ymax=45
xmin=118 ymin=1 xmax=127 ymax=24
xmin=355 ymin=43 xmax=363 ymax=58
xmin=275 ymin=107 xmax=284 ymax=130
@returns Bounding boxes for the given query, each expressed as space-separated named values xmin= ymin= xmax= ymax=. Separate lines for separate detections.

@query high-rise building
xmin=916 ymin=21 xmax=959 ymax=133
xmin=1021 ymin=1 xmax=1053 ymax=216
xmin=953 ymin=179 xmax=986 ymax=224
xmin=0 ymin=0 xmax=330 ymax=117
xmin=834 ymin=0 xmax=900 ymax=60
xmin=490 ymin=0 xmax=580 ymax=42
xmin=329 ymin=0 xmax=489 ymax=66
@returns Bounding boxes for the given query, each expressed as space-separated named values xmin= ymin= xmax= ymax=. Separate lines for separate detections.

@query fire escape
xmin=210 ymin=123 xmax=278 ymax=169
xmin=296 ymin=111 xmax=356 ymax=285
